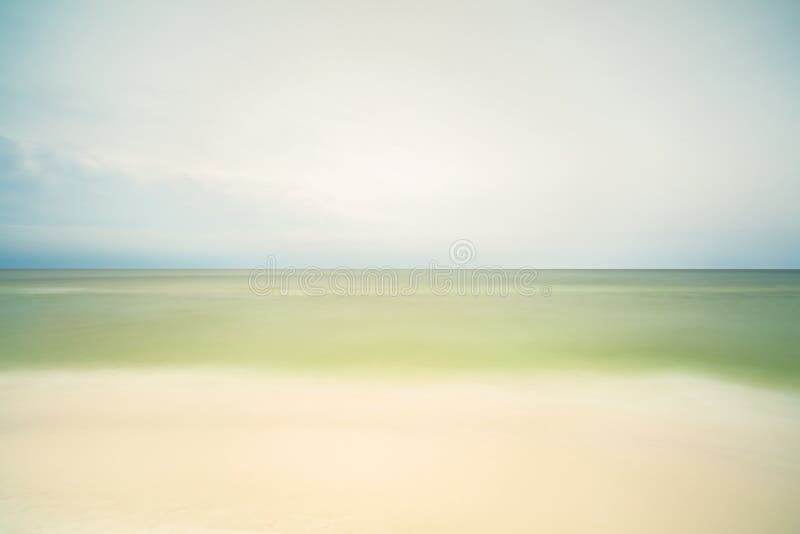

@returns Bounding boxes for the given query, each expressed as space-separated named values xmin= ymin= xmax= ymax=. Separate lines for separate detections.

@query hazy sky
xmin=1 ymin=0 xmax=799 ymax=268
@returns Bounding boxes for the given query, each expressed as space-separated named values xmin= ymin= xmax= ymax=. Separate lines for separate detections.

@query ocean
xmin=1 ymin=269 xmax=798 ymax=387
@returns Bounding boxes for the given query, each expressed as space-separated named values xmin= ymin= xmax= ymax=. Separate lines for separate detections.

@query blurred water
xmin=1 ymin=270 xmax=798 ymax=386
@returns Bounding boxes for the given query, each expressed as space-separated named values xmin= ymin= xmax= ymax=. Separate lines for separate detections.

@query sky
xmin=1 ymin=0 xmax=799 ymax=268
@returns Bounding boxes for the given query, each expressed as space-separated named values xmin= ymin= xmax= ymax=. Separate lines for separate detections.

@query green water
xmin=1 ymin=270 xmax=798 ymax=387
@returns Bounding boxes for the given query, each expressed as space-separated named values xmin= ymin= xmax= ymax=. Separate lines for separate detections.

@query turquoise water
xmin=1 ymin=270 xmax=798 ymax=387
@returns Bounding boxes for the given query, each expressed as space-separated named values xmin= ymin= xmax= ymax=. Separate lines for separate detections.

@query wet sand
xmin=1 ymin=371 xmax=799 ymax=533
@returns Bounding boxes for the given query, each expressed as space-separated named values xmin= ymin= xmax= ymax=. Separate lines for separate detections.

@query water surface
xmin=1 ymin=269 xmax=798 ymax=387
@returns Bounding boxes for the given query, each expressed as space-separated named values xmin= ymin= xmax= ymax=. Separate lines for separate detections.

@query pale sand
xmin=1 ymin=372 xmax=799 ymax=533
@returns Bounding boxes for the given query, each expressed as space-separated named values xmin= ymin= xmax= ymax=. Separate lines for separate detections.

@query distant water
xmin=1 ymin=270 xmax=798 ymax=387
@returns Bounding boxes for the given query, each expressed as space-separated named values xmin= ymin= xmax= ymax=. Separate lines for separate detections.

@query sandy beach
xmin=3 ymin=0 xmax=799 ymax=530
xmin=1 ymin=371 xmax=798 ymax=533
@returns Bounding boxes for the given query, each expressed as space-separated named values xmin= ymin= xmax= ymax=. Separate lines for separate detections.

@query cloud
xmin=1 ymin=1 xmax=799 ymax=267
xmin=0 ymin=135 xmax=356 ymax=267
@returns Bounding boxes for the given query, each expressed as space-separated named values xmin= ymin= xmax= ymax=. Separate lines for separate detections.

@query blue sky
xmin=1 ymin=0 xmax=799 ymax=268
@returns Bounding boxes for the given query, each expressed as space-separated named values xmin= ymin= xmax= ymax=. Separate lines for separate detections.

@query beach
xmin=3 ymin=0 xmax=799 ymax=530
xmin=1 ymin=371 xmax=799 ymax=533
xmin=1 ymin=270 xmax=799 ymax=532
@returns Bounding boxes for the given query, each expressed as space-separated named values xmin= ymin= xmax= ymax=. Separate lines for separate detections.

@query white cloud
xmin=1 ymin=0 xmax=799 ymax=267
